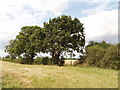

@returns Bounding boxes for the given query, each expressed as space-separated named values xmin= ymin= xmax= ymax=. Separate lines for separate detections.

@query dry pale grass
xmin=1 ymin=61 xmax=118 ymax=88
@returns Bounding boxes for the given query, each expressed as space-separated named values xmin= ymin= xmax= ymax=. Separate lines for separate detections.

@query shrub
xmin=22 ymin=58 xmax=34 ymax=64
xmin=41 ymin=57 xmax=49 ymax=65
xmin=101 ymin=45 xmax=119 ymax=70
xmin=47 ymin=58 xmax=54 ymax=65
xmin=2 ymin=58 xmax=12 ymax=62
xmin=11 ymin=58 xmax=32 ymax=64
xmin=34 ymin=57 xmax=54 ymax=65
xmin=5 ymin=55 xmax=10 ymax=58
xmin=84 ymin=42 xmax=119 ymax=70
xmin=85 ymin=45 xmax=105 ymax=66
xmin=14 ymin=58 xmax=24 ymax=64
xmin=79 ymin=55 xmax=86 ymax=64
xmin=34 ymin=57 xmax=43 ymax=64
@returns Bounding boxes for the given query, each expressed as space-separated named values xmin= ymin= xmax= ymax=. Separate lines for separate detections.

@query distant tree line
xmin=79 ymin=41 xmax=119 ymax=70
xmin=3 ymin=40 xmax=119 ymax=70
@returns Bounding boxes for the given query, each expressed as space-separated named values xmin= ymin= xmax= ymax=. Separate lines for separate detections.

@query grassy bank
xmin=1 ymin=61 xmax=118 ymax=88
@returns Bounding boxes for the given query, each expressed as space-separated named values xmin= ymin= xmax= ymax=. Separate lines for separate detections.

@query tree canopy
xmin=5 ymin=15 xmax=85 ymax=64
xmin=5 ymin=26 xmax=44 ymax=64
xmin=43 ymin=15 xmax=85 ymax=64
xmin=84 ymin=41 xmax=119 ymax=69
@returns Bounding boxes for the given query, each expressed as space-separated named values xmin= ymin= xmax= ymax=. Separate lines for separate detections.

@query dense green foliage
xmin=2 ymin=58 xmax=27 ymax=64
xmin=3 ymin=40 xmax=120 ymax=70
xmin=5 ymin=15 xmax=85 ymax=64
xmin=83 ymin=41 xmax=119 ymax=70
xmin=43 ymin=15 xmax=85 ymax=64
xmin=5 ymin=26 xmax=44 ymax=64
xmin=2 ymin=57 xmax=54 ymax=65
xmin=34 ymin=57 xmax=54 ymax=65
xmin=33 ymin=57 xmax=43 ymax=65
xmin=5 ymin=55 xmax=10 ymax=58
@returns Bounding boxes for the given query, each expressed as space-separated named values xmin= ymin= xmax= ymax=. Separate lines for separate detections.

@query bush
xmin=41 ymin=57 xmax=49 ymax=65
xmin=47 ymin=58 xmax=54 ymax=65
xmin=85 ymin=45 xmax=105 ymax=66
xmin=84 ymin=42 xmax=119 ymax=70
xmin=5 ymin=55 xmax=10 ymax=58
xmin=22 ymin=58 xmax=34 ymax=64
xmin=79 ymin=55 xmax=86 ymax=64
xmin=34 ymin=57 xmax=43 ymax=64
xmin=2 ymin=58 xmax=12 ymax=62
xmin=14 ymin=58 xmax=24 ymax=64
xmin=2 ymin=56 xmax=54 ymax=65
xmin=34 ymin=57 xmax=54 ymax=65
xmin=101 ymin=45 xmax=119 ymax=70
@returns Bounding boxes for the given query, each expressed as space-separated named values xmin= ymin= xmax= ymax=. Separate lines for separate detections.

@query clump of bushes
xmin=82 ymin=41 xmax=119 ymax=70
xmin=15 ymin=58 xmax=33 ymax=64
xmin=34 ymin=57 xmax=43 ymax=64
xmin=2 ymin=58 xmax=12 ymax=62
xmin=5 ymin=55 xmax=10 ymax=58
xmin=2 ymin=57 xmax=26 ymax=64
xmin=2 ymin=56 xmax=64 ymax=66
xmin=34 ymin=57 xmax=54 ymax=65
xmin=2 ymin=56 xmax=54 ymax=65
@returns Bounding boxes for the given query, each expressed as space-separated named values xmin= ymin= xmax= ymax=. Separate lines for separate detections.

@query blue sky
xmin=63 ymin=2 xmax=100 ymax=18
xmin=64 ymin=2 xmax=117 ymax=17
xmin=0 ymin=0 xmax=118 ymax=57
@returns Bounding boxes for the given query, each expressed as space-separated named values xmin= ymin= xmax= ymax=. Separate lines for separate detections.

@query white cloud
xmin=0 ymin=0 xmax=69 ymax=32
xmin=0 ymin=0 xmax=69 ymax=43
xmin=80 ymin=1 xmax=118 ymax=43
xmin=0 ymin=0 xmax=68 ymax=15
xmin=80 ymin=10 xmax=118 ymax=43
xmin=0 ymin=0 xmax=69 ymax=57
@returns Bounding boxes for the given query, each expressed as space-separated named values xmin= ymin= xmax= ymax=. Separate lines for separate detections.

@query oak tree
xmin=43 ymin=15 xmax=85 ymax=64
xmin=5 ymin=26 xmax=44 ymax=64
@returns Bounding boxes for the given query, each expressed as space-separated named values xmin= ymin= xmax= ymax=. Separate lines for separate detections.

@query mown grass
xmin=1 ymin=61 xmax=118 ymax=88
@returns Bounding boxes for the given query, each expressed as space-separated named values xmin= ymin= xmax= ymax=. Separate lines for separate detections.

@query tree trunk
xmin=24 ymin=53 xmax=35 ymax=64
xmin=29 ymin=53 xmax=35 ymax=64
xmin=52 ymin=52 xmax=60 ymax=64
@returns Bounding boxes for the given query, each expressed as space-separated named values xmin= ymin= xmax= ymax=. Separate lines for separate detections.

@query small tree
xmin=102 ymin=44 xmax=119 ymax=69
xmin=85 ymin=45 xmax=106 ymax=66
xmin=84 ymin=41 xmax=119 ymax=69
xmin=5 ymin=26 xmax=44 ymax=64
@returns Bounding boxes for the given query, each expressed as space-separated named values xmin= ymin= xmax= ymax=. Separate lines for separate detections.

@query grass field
xmin=0 ymin=60 xmax=118 ymax=88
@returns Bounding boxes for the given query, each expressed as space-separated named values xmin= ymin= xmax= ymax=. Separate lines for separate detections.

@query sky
xmin=0 ymin=0 xmax=119 ymax=57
